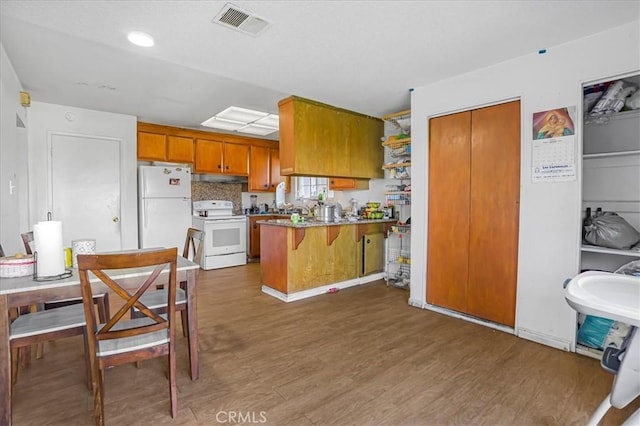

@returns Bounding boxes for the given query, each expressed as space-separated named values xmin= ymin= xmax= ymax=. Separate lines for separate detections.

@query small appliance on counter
xmin=192 ymin=200 xmax=247 ymax=270
xmin=248 ymin=195 xmax=260 ymax=214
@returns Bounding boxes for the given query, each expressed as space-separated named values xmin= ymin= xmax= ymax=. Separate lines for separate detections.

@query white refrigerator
xmin=138 ymin=165 xmax=192 ymax=250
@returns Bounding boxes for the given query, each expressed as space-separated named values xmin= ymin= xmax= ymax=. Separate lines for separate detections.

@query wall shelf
xmin=583 ymin=150 xmax=640 ymax=159
xmin=382 ymin=162 xmax=411 ymax=169
xmin=581 ymin=244 xmax=640 ymax=258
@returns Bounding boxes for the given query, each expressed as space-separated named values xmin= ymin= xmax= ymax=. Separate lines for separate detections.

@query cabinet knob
xmin=366 ymin=239 xmax=371 ymax=244
xmin=225 ymin=165 xmax=229 ymax=170
xmin=264 ymin=184 xmax=268 ymax=188
xmin=217 ymin=164 xmax=222 ymax=169
xmin=253 ymin=224 xmax=258 ymax=229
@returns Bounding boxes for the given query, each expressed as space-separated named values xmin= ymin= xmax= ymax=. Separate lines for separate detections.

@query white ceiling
xmin=1 ymin=1 xmax=638 ymax=140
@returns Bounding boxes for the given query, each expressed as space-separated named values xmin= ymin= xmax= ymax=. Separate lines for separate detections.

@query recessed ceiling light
xmin=200 ymin=117 xmax=246 ymax=131
xmin=254 ymin=114 xmax=279 ymax=128
xmin=201 ymin=106 xmax=278 ymax=136
xmin=127 ymin=31 xmax=154 ymax=47
xmin=238 ymin=123 xmax=278 ymax=136
xmin=217 ymin=106 xmax=268 ymax=123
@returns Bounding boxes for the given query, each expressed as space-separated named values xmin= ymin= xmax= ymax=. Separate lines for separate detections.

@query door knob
xmin=112 ymin=217 xmax=120 ymax=223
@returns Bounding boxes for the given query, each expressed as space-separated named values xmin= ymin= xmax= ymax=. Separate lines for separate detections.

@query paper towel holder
xmin=32 ymin=251 xmax=73 ymax=281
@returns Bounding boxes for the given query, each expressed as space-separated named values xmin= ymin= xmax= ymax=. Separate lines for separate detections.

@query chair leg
xmin=180 ymin=310 xmax=188 ymax=338
xmin=169 ymin=344 xmax=177 ymax=418
xmin=29 ymin=304 xmax=45 ymax=360
xmin=96 ymin=294 xmax=110 ymax=324
xmin=20 ymin=346 xmax=31 ymax=368
xmin=11 ymin=347 xmax=19 ymax=385
xmin=88 ymin=356 xmax=105 ymax=426
xmin=83 ymin=330 xmax=91 ymax=390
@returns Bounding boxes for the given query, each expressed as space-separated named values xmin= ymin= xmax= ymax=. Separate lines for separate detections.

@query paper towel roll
xmin=33 ymin=221 xmax=65 ymax=277
xmin=72 ymin=239 xmax=96 ymax=268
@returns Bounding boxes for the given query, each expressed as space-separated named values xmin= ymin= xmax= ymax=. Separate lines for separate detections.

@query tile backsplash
xmin=191 ymin=182 xmax=242 ymax=215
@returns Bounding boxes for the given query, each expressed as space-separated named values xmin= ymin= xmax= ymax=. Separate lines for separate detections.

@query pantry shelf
xmin=382 ymin=162 xmax=411 ymax=169
xmin=581 ymin=244 xmax=640 ymax=258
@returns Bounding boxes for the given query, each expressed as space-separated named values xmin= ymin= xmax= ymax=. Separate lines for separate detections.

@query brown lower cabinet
xmin=248 ymin=215 xmax=274 ymax=258
xmin=427 ymin=100 xmax=520 ymax=327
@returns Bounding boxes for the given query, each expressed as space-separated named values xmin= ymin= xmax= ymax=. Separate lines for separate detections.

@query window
xmin=295 ymin=177 xmax=333 ymax=200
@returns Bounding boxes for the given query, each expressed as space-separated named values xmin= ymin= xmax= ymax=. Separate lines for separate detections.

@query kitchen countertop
xmin=257 ymin=218 xmax=397 ymax=228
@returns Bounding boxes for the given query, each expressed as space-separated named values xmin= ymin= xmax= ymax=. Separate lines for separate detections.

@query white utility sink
xmin=565 ymin=271 xmax=640 ymax=327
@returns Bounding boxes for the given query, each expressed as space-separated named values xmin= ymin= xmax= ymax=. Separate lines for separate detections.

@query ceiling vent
xmin=213 ymin=3 xmax=271 ymax=36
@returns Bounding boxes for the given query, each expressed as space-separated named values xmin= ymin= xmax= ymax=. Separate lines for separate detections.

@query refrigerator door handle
xmin=143 ymin=201 xmax=148 ymax=228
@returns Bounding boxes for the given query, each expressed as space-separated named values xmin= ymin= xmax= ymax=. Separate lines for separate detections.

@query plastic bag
xmin=577 ymin=315 xmax=615 ymax=349
xmin=584 ymin=212 xmax=640 ymax=250
xmin=614 ymin=260 xmax=640 ymax=276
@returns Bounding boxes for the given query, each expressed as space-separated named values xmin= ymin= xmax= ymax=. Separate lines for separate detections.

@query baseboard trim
xmin=517 ymin=328 xmax=572 ymax=352
xmin=413 ymin=301 xmax=516 ymax=335
xmin=262 ymin=273 xmax=385 ymax=303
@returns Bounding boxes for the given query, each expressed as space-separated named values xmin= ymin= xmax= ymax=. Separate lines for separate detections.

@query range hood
xmin=191 ymin=173 xmax=248 ymax=183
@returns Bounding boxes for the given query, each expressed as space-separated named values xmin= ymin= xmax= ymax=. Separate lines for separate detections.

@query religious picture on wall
xmin=533 ymin=108 xmax=575 ymax=139
xmin=531 ymin=106 xmax=577 ymax=183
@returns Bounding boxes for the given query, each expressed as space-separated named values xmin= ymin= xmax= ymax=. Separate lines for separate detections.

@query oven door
xmin=203 ymin=218 xmax=247 ymax=256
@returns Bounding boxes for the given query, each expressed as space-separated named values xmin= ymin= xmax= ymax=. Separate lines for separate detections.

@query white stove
xmin=192 ymin=200 xmax=247 ymax=270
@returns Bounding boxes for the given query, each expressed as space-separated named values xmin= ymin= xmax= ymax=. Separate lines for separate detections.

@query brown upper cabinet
xmin=194 ymin=139 xmax=249 ymax=175
xmin=137 ymin=131 xmax=167 ymax=161
xmin=249 ymin=146 xmax=285 ymax=192
xmin=166 ymin=135 xmax=194 ymax=163
xmin=278 ymin=96 xmax=384 ymax=179
xmin=329 ymin=178 xmax=369 ymax=191
xmin=137 ymin=122 xmax=278 ymax=178
xmin=138 ymin=125 xmax=195 ymax=163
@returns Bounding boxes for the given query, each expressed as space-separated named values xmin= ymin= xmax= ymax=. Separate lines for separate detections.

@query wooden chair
xmin=77 ymin=248 xmax=178 ymax=425
xmin=22 ymin=231 xmax=110 ymax=324
xmin=132 ymin=228 xmax=203 ymax=342
xmin=9 ymin=302 xmax=88 ymax=386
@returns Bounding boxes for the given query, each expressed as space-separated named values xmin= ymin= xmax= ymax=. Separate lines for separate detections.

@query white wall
xmin=0 ymin=43 xmax=28 ymax=255
xmin=410 ymin=21 xmax=640 ymax=350
xmin=27 ymin=102 xmax=138 ymax=249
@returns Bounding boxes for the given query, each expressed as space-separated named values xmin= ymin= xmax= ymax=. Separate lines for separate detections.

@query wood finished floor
xmin=10 ymin=262 xmax=640 ymax=425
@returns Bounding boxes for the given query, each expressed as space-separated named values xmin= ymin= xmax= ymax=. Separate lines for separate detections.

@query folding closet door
xmin=467 ymin=100 xmax=520 ymax=326
xmin=426 ymin=101 xmax=520 ymax=327
xmin=426 ymin=111 xmax=471 ymax=313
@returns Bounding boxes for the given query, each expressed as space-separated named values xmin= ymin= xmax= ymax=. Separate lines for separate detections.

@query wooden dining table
xmin=0 ymin=254 xmax=200 ymax=425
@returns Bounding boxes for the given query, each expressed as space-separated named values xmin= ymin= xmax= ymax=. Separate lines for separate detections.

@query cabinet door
xmin=426 ymin=111 xmax=471 ymax=313
xmin=249 ymin=145 xmax=271 ymax=191
xmin=224 ymin=142 xmax=249 ymax=176
xmin=467 ymin=100 xmax=520 ymax=327
xmin=137 ymin=131 xmax=166 ymax=161
xmin=329 ymin=178 xmax=355 ymax=190
xmin=249 ymin=216 xmax=263 ymax=258
xmin=329 ymin=178 xmax=369 ymax=190
xmin=194 ymin=138 xmax=223 ymax=174
xmin=166 ymin=135 xmax=194 ymax=163
xmin=362 ymin=232 xmax=384 ymax=276
xmin=269 ymin=148 xmax=283 ymax=190
xmin=348 ymin=114 xmax=384 ymax=179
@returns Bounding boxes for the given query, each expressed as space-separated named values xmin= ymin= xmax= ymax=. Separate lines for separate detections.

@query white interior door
xmin=50 ymin=134 xmax=122 ymax=251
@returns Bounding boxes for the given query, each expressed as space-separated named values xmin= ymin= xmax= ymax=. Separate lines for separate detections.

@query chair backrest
xmin=183 ymin=228 xmax=204 ymax=265
xmin=77 ymin=248 xmax=178 ymax=346
xmin=21 ymin=231 xmax=34 ymax=255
